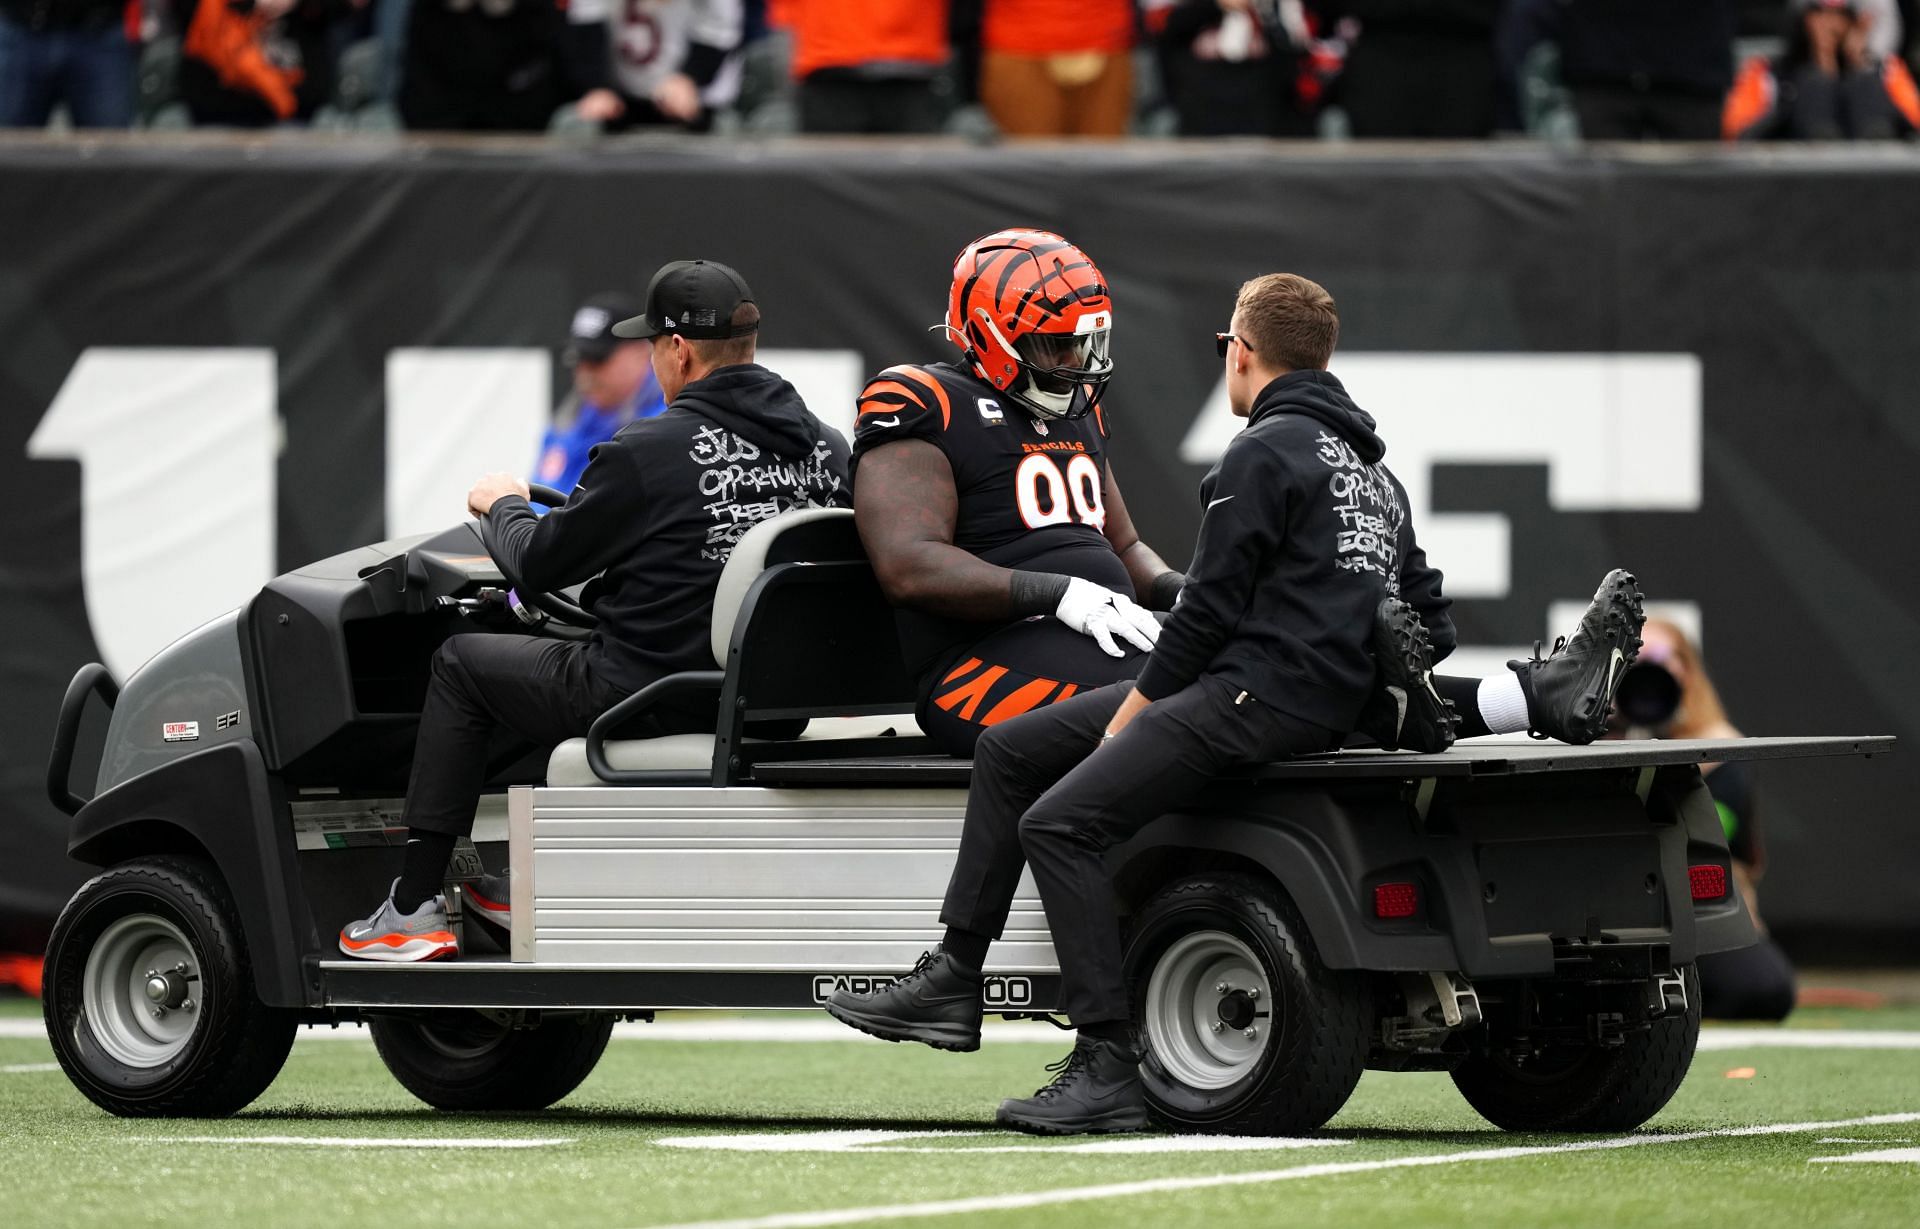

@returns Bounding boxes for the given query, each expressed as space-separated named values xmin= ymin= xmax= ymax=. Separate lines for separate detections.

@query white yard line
xmin=1 ymin=1062 xmax=60 ymax=1073
xmin=130 ymin=1135 xmax=573 ymax=1150
xmin=658 ymin=1130 xmax=1349 ymax=1155
xmin=636 ymin=1113 xmax=1920 ymax=1229
xmin=1695 ymin=1029 xmax=1920 ymax=1051
xmin=1809 ymin=1147 xmax=1920 ymax=1164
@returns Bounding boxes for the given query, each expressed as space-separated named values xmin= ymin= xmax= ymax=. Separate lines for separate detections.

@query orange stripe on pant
xmin=981 ymin=677 xmax=1060 ymax=726
xmin=933 ymin=665 xmax=1008 ymax=722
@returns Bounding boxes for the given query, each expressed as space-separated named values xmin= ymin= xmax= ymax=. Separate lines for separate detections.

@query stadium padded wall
xmin=0 ymin=141 xmax=1913 ymax=958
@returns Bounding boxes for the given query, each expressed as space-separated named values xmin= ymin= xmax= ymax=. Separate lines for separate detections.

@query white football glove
xmin=1054 ymin=577 xmax=1161 ymax=658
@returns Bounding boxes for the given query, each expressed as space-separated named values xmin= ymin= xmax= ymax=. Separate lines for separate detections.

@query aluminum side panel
xmin=525 ymin=785 xmax=1057 ymax=971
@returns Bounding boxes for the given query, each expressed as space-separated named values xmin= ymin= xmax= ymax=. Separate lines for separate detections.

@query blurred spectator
xmin=1505 ymin=0 xmax=1737 ymax=140
xmin=776 ymin=0 xmax=952 ymax=134
xmin=570 ymin=0 xmax=743 ymax=132
xmin=0 ymin=0 xmax=136 ymax=127
xmin=1332 ymin=0 xmax=1503 ymax=138
xmin=973 ymin=0 xmax=1135 ymax=136
xmin=178 ymin=0 xmax=354 ymax=127
xmin=1141 ymin=0 xmax=1316 ymax=136
xmin=534 ymin=292 xmax=667 ymax=496
xmin=400 ymin=0 xmax=584 ymax=131
xmin=1725 ymin=0 xmax=1920 ymax=138
xmin=1610 ymin=619 xmax=1795 ymax=1021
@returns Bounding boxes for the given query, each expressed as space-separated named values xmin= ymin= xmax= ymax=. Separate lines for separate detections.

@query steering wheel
xmin=476 ymin=483 xmax=597 ymax=628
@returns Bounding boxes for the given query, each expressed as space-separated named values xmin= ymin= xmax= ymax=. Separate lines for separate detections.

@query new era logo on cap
xmin=612 ymin=260 xmax=758 ymax=341
xmin=571 ymin=307 xmax=612 ymax=339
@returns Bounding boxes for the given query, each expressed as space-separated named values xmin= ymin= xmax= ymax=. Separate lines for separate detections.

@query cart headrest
xmin=710 ymin=507 xmax=863 ymax=666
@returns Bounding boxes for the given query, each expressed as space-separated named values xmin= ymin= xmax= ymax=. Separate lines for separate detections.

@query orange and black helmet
xmin=944 ymin=229 xmax=1114 ymax=420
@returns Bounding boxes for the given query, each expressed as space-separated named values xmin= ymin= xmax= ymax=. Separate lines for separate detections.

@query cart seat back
xmin=546 ymin=506 xmax=922 ymax=784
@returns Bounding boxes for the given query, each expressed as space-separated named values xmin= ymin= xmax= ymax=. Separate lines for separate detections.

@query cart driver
xmin=339 ymin=260 xmax=851 ymax=961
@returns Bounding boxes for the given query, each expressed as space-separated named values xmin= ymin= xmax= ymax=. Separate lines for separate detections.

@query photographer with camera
xmin=1611 ymin=618 xmax=1795 ymax=1021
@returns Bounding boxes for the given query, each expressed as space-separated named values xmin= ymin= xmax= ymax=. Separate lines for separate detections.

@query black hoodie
xmin=1134 ymin=369 xmax=1454 ymax=731
xmin=489 ymin=364 xmax=851 ymax=694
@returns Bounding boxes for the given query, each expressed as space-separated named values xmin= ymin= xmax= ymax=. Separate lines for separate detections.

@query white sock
xmin=1477 ymin=671 xmax=1531 ymax=735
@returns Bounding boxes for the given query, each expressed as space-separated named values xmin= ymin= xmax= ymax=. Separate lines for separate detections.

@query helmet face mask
xmin=946 ymin=229 xmax=1115 ymax=421
xmin=1011 ymin=326 xmax=1112 ymax=418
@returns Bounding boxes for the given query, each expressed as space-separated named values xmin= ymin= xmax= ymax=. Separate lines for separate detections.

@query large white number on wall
xmin=384 ymin=349 xmax=550 ymax=540
xmin=1179 ymin=353 xmax=1701 ymax=599
xmin=26 ymin=349 xmax=278 ymax=679
xmin=756 ymin=349 xmax=865 ymax=446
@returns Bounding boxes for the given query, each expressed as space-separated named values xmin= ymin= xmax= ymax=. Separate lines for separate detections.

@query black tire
xmin=369 ymin=1011 xmax=614 ymax=1111
xmin=1451 ymin=966 xmax=1702 ymax=1133
xmin=42 ymin=855 xmax=297 ymax=1117
xmin=1124 ymin=873 xmax=1372 ymax=1135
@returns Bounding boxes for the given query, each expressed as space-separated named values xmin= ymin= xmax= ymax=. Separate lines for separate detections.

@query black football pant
xmin=919 ymin=618 xmax=1150 ymax=756
xmin=921 ymin=617 xmax=1497 ymax=754
xmin=403 ymin=633 xmax=634 ymax=837
xmin=940 ymin=677 xmax=1337 ymax=1025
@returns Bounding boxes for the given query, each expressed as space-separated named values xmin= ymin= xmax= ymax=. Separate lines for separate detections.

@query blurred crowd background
xmin=3 ymin=0 xmax=1917 ymax=141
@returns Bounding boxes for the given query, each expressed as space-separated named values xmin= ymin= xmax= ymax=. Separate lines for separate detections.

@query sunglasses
xmin=1215 ymin=332 xmax=1252 ymax=358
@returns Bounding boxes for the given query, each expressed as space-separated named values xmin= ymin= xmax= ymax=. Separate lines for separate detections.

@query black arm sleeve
xmin=1394 ymin=507 xmax=1456 ymax=663
xmin=1148 ymin=570 xmax=1187 ymax=611
xmin=487 ymin=444 xmax=646 ymax=594
xmin=1134 ymin=437 xmax=1288 ymax=702
xmin=1009 ymin=570 xmax=1073 ymax=617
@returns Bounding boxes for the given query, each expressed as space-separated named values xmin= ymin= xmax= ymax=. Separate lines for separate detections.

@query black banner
xmin=2 ymin=139 xmax=1913 ymax=957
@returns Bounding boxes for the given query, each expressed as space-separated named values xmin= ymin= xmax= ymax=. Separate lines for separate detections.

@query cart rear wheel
xmin=370 ymin=1010 xmax=614 ymax=1111
xmin=1125 ymin=873 xmax=1372 ymax=1135
xmin=43 ymin=855 xmax=296 ymax=1117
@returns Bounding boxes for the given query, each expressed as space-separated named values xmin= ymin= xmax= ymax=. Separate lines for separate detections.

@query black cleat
xmin=1358 ymin=597 xmax=1456 ymax=753
xmin=1511 ymin=568 xmax=1646 ymax=745
xmin=997 ymin=1035 xmax=1150 ymax=1136
xmin=824 ymin=946 xmax=984 ymax=1052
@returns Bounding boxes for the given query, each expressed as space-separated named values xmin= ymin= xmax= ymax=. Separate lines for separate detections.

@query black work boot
xmin=1357 ymin=597 xmax=1456 ymax=753
xmin=1512 ymin=568 xmax=1646 ymax=745
xmin=824 ymin=946 xmax=984 ymax=1052
xmin=996 ymin=1035 xmax=1150 ymax=1135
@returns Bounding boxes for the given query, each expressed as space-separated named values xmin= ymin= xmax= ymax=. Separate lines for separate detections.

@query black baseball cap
xmin=612 ymin=260 xmax=758 ymax=341
xmin=565 ymin=291 xmax=644 ymax=364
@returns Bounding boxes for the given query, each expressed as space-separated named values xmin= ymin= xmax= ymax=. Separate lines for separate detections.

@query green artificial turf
xmin=5 ymin=1002 xmax=1920 ymax=1229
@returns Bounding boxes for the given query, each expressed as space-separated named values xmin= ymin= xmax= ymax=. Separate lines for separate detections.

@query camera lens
xmin=1614 ymin=661 xmax=1681 ymax=727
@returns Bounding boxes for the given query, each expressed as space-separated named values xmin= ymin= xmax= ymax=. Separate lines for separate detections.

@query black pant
xmin=404 ymin=633 xmax=633 ymax=836
xmin=942 ymin=676 xmax=1337 ymax=1025
xmin=798 ymin=74 xmax=946 ymax=134
xmin=1571 ymin=84 xmax=1723 ymax=141
xmin=1698 ymin=936 xmax=1796 ymax=1021
xmin=1340 ymin=31 xmax=1497 ymax=139
xmin=920 ymin=618 xmax=1150 ymax=757
xmin=923 ymin=617 xmax=1491 ymax=755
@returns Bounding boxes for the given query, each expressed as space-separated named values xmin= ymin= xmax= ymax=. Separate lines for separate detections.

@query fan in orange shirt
xmin=975 ymin=0 xmax=1136 ymax=136
xmin=772 ymin=0 xmax=955 ymax=133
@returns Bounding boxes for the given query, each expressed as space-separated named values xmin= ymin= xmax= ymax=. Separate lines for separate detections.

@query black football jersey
xmin=850 ymin=361 xmax=1134 ymax=680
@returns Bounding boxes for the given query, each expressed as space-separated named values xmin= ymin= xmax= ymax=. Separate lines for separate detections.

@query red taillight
xmin=1689 ymin=864 xmax=1727 ymax=901
xmin=1374 ymin=882 xmax=1419 ymax=919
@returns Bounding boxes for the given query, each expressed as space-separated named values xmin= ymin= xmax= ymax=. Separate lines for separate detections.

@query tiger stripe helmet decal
xmin=944 ymin=229 xmax=1114 ymax=420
